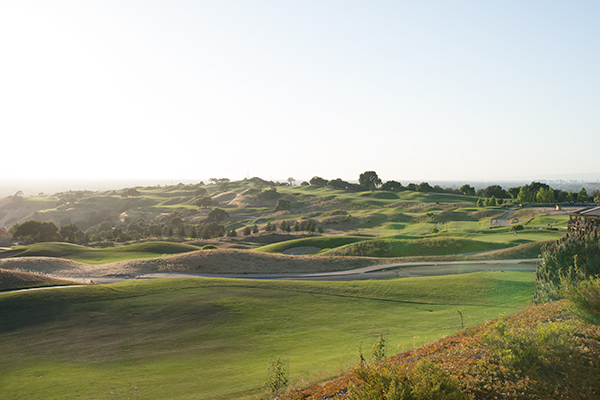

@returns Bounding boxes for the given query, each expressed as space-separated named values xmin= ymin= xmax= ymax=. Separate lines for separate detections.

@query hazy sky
xmin=2 ymin=1 xmax=599 ymax=184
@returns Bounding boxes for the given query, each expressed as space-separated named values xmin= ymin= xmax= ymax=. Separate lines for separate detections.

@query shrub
xmin=509 ymin=224 xmax=523 ymax=232
xmin=201 ymin=245 xmax=218 ymax=250
xmin=535 ymin=230 xmax=600 ymax=303
xmin=560 ymin=275 xmax=600 ymax=324
xmin=349 ymin=361 xmax=466 ymax=400
xmin=482 ymin=315 xmax=577 ymax=376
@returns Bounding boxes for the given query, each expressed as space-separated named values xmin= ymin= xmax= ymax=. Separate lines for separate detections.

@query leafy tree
xmin=536 ymin=187 xmax=555 ymax=203
xmin=300 ymin=181 xmax=309 ymax=186
xmin=507 ymin=187 xmax=521 ymax=199
xmin=406 ymin=183 xmax=417 ymax=191
xmin=176 ymin=224 xmax=186 ymax=238
xmin=327 ymin=178 xmax=350 ymax=190
xmin=196 ymin=196 xmax=213 ymax=208
xmin=380 ymin=180 xmax=403 ymax=192
xmin=265 ymin=222 xmax=273 ymax=232
xmin=516 ymin=186 xmax=531 ymax=203
xmin=123 ymin=188 xmax=140 ymax=197
xmin=527 ymin=182 xmax=550 ymax=198
xmin=190 ymin=226 xmax=198 ymax=239
xmin=318 ymin=226 xmax=324 ymax=233
xmin=243 ymin=226 xmax=251 ymax=236
xmin=171 ymin=217 xmax=183 ymax=227
xmin=307 ymin=220 xmax=316 ymax=233
xmin=11 ymin=221 xmax=62 ymax=243
xmin=194 ymin=187 xmax=208 ymax=197
xmin=578 ymin=188 xmax=589 ymax=202
xmin=476 ymin=198 xmax=484 ymax=207
xmin=207 ymin=208 xmax=229 ymax=222
xmin=199 ymin=222 xmax=225 ymax=239
xmin=287 ymin=177 xmax=295 ymax=186
xmin=416 ymin=182 xmax=433 ymax=193
xmin=226 ymin=228 xmax=237 ymax=237
xmin=60 ymin=223 xmax=85 ymax=244
xmin=279 ymin=221 xmax=288 ymax=231
xmin=294 ymin=221 xmax=300 ymax=231
xmin=252 ymin=224 xmax=259 ymax=234
xmin=555 ymin=189 xmax=567 ymax=202
xmin=358 ymin=171 xmax=382 ymax=191
xmin=259 ymin=187 xmax=280 ymax=201
xmin=485 ymin=196 xmax=497 ymax=206
xmin=309 ymin=176 xmax=328 ymax=186
xmin=275 ymin=199 xmax=291 ymax=211
xmin=459 ymin=184 xmax=476 ymax=196
xmin=166 ymin=226 xmax=174 ymax=237
xmin=566 ymin=190 xmax=575 ymax=202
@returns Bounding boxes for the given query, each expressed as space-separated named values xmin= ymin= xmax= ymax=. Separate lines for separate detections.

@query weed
xmin=265 ymin=357 xmax=288 ymax=396
xmin=371 ymin=334 xmax=386 ymax=362
xmin=455 ymin=309 xmax=464 ymax=330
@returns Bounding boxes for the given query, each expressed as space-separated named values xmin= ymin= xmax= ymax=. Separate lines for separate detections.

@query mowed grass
xmin=0 ymin=272 xmax=534 ymax=399
xmin=2 ymin=241 xmax=201 ymax=264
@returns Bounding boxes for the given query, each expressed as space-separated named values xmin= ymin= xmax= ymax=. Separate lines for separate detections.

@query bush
xmin=535 ymin=230 xmax=600 ymax=303
xmin=482 ymin=315 xmax=577 ymax=376
xmin=509 ymin=224 xmax=524 ymax=232
xmin=201 ymin=245 xmax=218 ymax=250
xmin=560 ymin=275 xmax=600 ymax=324
xmin=349 ymin=361 xmax=466 ymax=400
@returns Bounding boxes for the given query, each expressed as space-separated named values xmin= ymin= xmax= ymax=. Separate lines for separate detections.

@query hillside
xmin=0 ymin=268 xmax=76 ymax=291
xmin=284 ymin=300 xmax=600 ymax=399
xmin=0 ymin=272 xmax=534 ymax=399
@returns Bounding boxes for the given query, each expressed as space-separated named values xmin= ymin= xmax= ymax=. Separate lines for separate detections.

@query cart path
xmin=133 ymin=258 xmax=537 ymax=282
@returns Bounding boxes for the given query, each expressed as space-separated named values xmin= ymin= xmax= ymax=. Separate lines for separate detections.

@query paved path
xmin=135 ymin=259 xmax=538 ymax=282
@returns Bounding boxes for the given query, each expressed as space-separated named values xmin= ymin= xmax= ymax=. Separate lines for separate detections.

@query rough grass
xmin=324 ymin=237 xmax=508 ymax=257
xmin=0 ymin=268 xmax=76 ymax=291
xmin=2 ymin=241 xmax=201 ymax=264
xmin=0 ymin=272 xmax=534 ymax=399
xmin=255 ymin=236 xmax=367 ymax=254
xmin=285 ymin=301 xmax=600 ymax=400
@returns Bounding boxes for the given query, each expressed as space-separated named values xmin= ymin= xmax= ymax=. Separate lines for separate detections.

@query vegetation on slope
xmin=285 ymin=300 xmax=600 ymax=400
xmin=0 ymin=272 xmax=533 ymax=399
xmin=0 ymin=269 xmax=76 ymax=291
xmin=1 ymin=241 xmax=201 ymax=264
xmin=323 ymin=237 xmax=508 ymax=257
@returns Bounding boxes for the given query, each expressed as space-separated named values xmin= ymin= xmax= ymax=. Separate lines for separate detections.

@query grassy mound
xmin=0 ymin=269 xmax=76 ymax=291
xmin=0 ymin=272 xmax=533 ymax=399
xmin=255 ymin=235 xmax=367 ymax=254
xmin=324 ymin=237 xmax=508 ymax=257
xmin=4 ymin=241 xmax=201 ymax=264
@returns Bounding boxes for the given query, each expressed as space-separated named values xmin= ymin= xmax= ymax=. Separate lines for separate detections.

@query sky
xmin=1 ymin=1 xmax=600 ymax=185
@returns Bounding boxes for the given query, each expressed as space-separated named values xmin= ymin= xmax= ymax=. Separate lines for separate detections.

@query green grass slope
xmin=323 ymin=237 xmax=509 ymax=257
xmin=0 ymin=272 xmax=534 ymax=399
xmin=3 ymin=241 xmax=201 ymax=264
xmin=255 ymin=235 xmax=367 ymax=253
